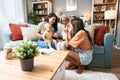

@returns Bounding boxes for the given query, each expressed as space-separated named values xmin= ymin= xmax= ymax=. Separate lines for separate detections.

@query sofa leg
xmin=84 ymin=65 xmax=90 ymax=70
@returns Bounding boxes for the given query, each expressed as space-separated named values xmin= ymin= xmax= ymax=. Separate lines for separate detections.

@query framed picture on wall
xmin=94 ymin=0 xmax=103 ymax=4
xmin=66 ymin=0 xmax=77 ymax=11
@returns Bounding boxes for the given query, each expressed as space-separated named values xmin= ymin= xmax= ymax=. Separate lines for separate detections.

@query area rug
xmin=65 ymin=70 xmax=118 ymax=80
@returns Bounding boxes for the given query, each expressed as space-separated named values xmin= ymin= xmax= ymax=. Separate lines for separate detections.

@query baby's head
xmin=44 ymin=23 xmax=52 ymax=32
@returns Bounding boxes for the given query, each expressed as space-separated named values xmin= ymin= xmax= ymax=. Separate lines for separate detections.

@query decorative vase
xmin=20 ymin=58 xmax=34 ymax=71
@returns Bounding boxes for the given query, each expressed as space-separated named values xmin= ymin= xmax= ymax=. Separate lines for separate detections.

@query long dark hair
xmin=46 ymin=13 xmax=58 ymax=32
xmin=70 ymin=18 xmax=93 ymax=46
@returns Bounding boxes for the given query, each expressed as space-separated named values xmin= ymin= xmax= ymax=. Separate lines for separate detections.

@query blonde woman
xmin=56 ymin=14 xmax=72 ymax=50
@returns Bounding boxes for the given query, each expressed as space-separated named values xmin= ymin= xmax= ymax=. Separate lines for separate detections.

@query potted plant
xmin=13 ymin=40 xmax=39 ymax=71
xmin=27 ymin=10 xmax=40 ymax=25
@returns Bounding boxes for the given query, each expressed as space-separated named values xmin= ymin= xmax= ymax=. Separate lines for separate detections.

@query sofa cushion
xmin=94 ymin=26 xmax=108 ymax=45
xmin=21 ymin=27 xmax=38 ymax=41
xmin=85 ymin=25 xmax=95 ymax=44
xmin=57 ymin=23 xmax=63 ymax=35
xmin=3 ymin=40 xmax=37 ymax=50
xmin=3 ymin=33 xmax=12 ymax=43
xmin=3 ymin=40 xmax=23 ymax=49
xmin=93 ymin=44 xmax=104 ymax=54
xmin=9 ymin=23 xmax=27 ymax=41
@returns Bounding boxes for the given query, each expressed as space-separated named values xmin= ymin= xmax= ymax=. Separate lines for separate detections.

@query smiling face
xmin=48 ymin=16 xmax=56 ymax=25
xmin=61 ymin=17 xmax=69 ymax=25
xmin=60 ymin=14 xmax=69 ymax=25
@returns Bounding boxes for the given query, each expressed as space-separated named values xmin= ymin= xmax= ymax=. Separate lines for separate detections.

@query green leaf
xmin=14 ymin=40 xmax=39 ymax=59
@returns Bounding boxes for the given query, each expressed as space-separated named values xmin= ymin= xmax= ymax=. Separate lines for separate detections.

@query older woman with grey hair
xmin=56 ymin=14 xmax=72 ymax=50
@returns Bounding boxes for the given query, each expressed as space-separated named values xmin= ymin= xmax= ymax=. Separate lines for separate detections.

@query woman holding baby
xmin=36 ymin=13 xmax=60 ymax=49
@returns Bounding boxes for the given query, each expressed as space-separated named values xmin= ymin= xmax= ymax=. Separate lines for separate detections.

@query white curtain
xmin=4 ymin=0 xmax=25 ymax=23
xmin=115 ymin=1 xmax=120 ymax=49
xmin=0 ymin=0 xmax=26 ymax=50
xmin=115 ymin=21 xmax=120 ymax=49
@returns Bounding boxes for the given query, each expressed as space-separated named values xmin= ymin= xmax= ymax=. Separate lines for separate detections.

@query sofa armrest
xmin=3 ymin=33 xmax=12 ymax=43
xmin=103 ymin=33 xmax=115 ymax=67
xmin=104 ymin=33 xmax=115 ymax=47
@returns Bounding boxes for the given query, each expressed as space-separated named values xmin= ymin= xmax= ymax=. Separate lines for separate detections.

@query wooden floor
xmin=89 ymin=46 xmax=120 ymax=80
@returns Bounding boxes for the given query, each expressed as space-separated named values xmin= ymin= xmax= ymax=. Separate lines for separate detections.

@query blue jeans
xmin=37 ymin=38 xmax=55 ymax=49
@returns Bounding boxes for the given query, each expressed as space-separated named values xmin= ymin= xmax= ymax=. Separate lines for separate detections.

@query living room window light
xmin=3 ymin=0 xmax=25 ymax=23
xmin=0 ymin=0 xmax=25 ymax=50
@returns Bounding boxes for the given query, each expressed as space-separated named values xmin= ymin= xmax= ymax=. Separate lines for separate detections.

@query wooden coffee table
xmin=0 ymin=51 xmax=69 ymax=80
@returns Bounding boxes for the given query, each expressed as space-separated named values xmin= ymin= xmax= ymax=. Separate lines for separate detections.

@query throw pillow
xmin=9 ymin=23 xmax=27 ymax=41
xmin=94 ymin=26 xmax=108 ymax=45
xmin=85 ymin=25 xmax=95 ymax=44
xmin=21 ymin=27 xmax=38 ymax=41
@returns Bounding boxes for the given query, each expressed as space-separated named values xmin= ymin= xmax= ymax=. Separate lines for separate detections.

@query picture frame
xmin=101 ymin=5 xmax=106 ymax=11
xmin=66 ymin=0 xmax=77 ymax=11
xmin=94 ymin=0 xmax=103 ymax=4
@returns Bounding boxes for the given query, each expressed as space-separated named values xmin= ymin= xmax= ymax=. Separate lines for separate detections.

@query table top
xmin=0 ymin=50 xmax=69 ymax=80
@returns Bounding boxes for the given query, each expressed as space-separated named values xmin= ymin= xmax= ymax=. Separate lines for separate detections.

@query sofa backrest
xmin=85 ymin=25 xmax=96 ymax=44
xmin=85 ymin=25 xmax=108 ymax=46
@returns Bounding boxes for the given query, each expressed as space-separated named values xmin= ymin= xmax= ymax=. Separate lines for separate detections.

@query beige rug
xmin=65 ymin=70 xmax=118 ymax=80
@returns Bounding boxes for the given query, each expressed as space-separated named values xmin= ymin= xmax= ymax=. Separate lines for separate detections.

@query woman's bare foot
xmin=76 ymin=65 xmax=84 ymax=74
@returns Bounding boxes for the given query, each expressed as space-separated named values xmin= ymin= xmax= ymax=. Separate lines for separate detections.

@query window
xmin=0 ymin=0 xmax=25 ymax=23
xmin=66 ymin=0 xmax=77 ymax=11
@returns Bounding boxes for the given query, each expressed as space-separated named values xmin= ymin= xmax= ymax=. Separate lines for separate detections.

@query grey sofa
xmin=90 ymin=33 xmax=115 ymax=68
xmin=3 ymin=23 xmax=115 ymax=68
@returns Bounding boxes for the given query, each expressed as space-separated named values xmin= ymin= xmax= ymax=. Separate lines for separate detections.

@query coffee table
xmin=0 ymin=51 xmax=69 ymax=80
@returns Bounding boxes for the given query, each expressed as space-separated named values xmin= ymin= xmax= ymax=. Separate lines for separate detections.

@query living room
xmin=0 ymin=0 xmax=120 ymax=80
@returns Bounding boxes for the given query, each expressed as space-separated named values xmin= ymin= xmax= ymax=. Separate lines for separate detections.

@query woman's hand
xmin=68 ymin=23 xmax=73 ymax=32
xmin=52 ymin=33 xmax=59 ymax=39
xmin=63 ymin=23 xmax=69 ymax=33
xmin=63 ymin=23 xmax=73 ymax=33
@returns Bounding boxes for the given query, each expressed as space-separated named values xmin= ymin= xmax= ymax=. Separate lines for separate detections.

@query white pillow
xmin=21 ymin=27 xmax=38 ymax=41
xmin=85 ymin=25 xmax=95 ymax=44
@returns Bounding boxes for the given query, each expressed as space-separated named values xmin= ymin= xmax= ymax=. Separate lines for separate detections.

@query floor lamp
xmin=104 ymin=10 xmax=117 ymax=34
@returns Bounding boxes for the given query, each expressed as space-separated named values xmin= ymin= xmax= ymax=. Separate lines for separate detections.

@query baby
xmin=42 ymin=23 xmax=56 ymax=49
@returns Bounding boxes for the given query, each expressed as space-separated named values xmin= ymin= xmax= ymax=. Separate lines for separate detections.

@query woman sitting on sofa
xmin=64 ymin=18 xmax=93 ymax=74
xmin=56 ymin=14 xmax=70 ymax=50
xmin=36 ymin=13 xmax=61 ymax=48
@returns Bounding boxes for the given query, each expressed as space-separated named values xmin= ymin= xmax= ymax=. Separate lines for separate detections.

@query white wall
xmin=52 ymin=0 xmax=92 ymax=19
xmin=27 ymin=0 xmax=35 ymax=12
xmin=27 ymin=0 xmax=92 ymax=19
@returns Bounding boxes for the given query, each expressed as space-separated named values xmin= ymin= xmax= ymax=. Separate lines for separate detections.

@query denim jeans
xmin=37 ymin=38 xmax=55 ymax=49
